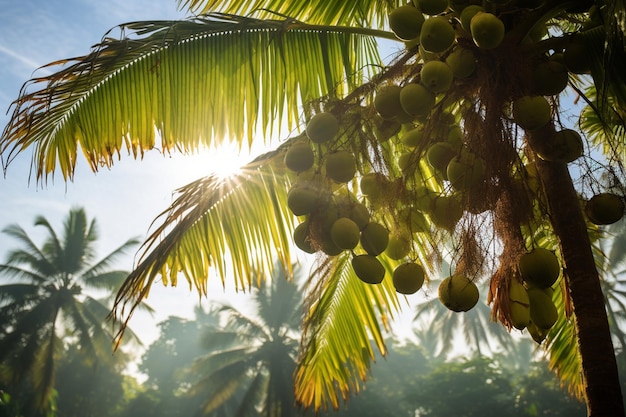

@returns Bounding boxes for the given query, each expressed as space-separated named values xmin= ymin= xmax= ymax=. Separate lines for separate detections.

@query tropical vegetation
xmin=0 ymin=208 xmax=140 ymax=416
xmin=1 ymin=0 xmax=625 ymax=416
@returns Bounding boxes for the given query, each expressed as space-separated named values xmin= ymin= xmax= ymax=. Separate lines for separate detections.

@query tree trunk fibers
xmin=535 ymin=157 xmax=625 ymax=417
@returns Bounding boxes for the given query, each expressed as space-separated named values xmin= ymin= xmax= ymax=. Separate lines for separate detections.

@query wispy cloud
xmin=0 ymin=44 xmax=51 ymax=75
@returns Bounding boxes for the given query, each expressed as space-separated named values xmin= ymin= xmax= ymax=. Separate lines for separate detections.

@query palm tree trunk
xmin=535 ymin=157 xmax=625 ymax=417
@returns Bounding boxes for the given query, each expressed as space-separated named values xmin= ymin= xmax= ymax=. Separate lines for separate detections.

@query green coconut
xmin=401 ymin=126 xmax=425 ymax=148
xmin=512 ymin=96 xmax=551 ymax=131
xmin=330 ymin=217 xmax=361 ymax=250
xmin=445 ymin=47 xmax=477 ymax=79
xmin=470 ymin=12 xmax=505 ymax=49
xmin=420 ymin=60 xmax=454 ymax=93
xmin=324 ymin=151 xmax=357 ymax=183
xmin=393 ymin=262 xmax=426 ymax=294
xmin=426 ymin=141 xmax=457 ymax=176
xmin=438 ymin=274 xmax=480 ymax=312
xmin=531 ymin=58 xmax=569 ymax=96
xmin=352 ymin=254 xmax=386 ymax=284
xmin=284 ymin=141 xmax=315 ymax=173
xmin=416 ymin=0 xmax=449 ymax=15
xmin=306 ymin=112 xmax=339 ymax=144
xmin=430 ymin=194 xmax=463 ymax=230
xmin=287 ymin=183 xmax=327 ymax=216
xmin=460 ymin=5 xmax=484 ymax=32
xmin=400 ymin=83 xmax=436 ymax=117
xmin=531 ymin=128 xmax=583 ymax=163
xmin=446 ymin=150 xmax=486 ymax=191
xmin=389 ymin=5 xmax=425 ymax=41
xmin=420 ymin=16 xmax=456 ymax=53
xmin=360 ymin=222 xmax=390 ymax=256
xmin=385 ymin=233 xmax=412 ymax=260
xmin=293 ymin=221 xmax=316 ymax=254
xmin=509 ymin=279 xmax=530 ymax=330
xmin=527 ymin=287 xmax=558 ymax=330
xmin=374 ymin=85 xmax=406 ymax=120
xmin=585 ymin=193 xmax=625 ymax=225
xmin=518 ymin=247 xmax=561 ymax=288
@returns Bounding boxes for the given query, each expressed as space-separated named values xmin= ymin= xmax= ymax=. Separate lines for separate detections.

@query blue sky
xmin=0 ymin=0 xmax=257 ymax=345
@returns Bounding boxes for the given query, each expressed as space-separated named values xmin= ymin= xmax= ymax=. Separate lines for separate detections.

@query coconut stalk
xmin=533 ymin=134 xmax=625 ymax=417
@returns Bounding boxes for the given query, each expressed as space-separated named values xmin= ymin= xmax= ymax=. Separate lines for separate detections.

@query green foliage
xmin=0 ymin=208 xmax=138 ymax=414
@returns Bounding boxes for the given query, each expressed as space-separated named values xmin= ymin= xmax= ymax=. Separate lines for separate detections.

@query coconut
xmin=438 ymin=274 xmax=480 ymax=312
xmin=400 ymin=83 xmax=436 ymax=117
xmin=585 ymin=193 xmax=625 ymax=225
xmin=385 ymin=233 xmax=412 ymax=260
xmin=293 ymin=221 xmax=316 ymax=254
xmin=420 ymin=16 xmax=456 ymax=53
xmin=287 ymin=183 xmax=327 ymax=216
xmin=416 ymin=0 xmax=449 ymax=15
xmin=447 ymin=125 xmax=464 ymax=150
xmin=284 ymin=141 xmax=315 ymax=172
xmin=420 ymin=60 xmax=454 ymax=93
xmin=531 ymin=128 xmax=583 ymax=162
xmin=527 ymin=321 xmax=550 ymax=344
xmin=374 ymin=85 xmax=406 ymax=120
xmin=512 ymin=96 xmax=551 ymax=131
xmin=509 ymin=279 xmax=530 ymax=330
xmin=401 ymin=126 xmax=425 ymax=148
xmin=360 ymin=172 xmax=387 ymax=200
xmin=531 ymin=58 xmax=569 ymax=96
xmin=426 ymin=141 xmax=457 ymax=176
xmin=402 ymin=208 xmax=430 ymax=232
xmin=324 ymin=151 xmax=356 ymax=183
xmin=373 ymin=118 xmax=402 ymax=142
xmin=430 ymin=195 xmax=463 ymax=230
xmin=446 ymin=150 xmax=486 ymax=191
xmin=389 ymin=5 xmax=425 ymax=41
xmin=414 ymin=185 xmax=437 ymax=211
xmin=445 ymin=47 xmax=477 ymax=79
xmin=527 ymin=287 xmax=558 ymax=330
xmin=359 ymin=222 xmax=390 ymax=256
xmin=518 ymin=247 xmax=561 ymax=288
xmin=470 ymin=12 xmax=505 ymax=49
xmin=352 ymin=254 xmax=386 ymax=284
xmin=393 ymin=262 xmax=425 ymax=294
xmin=306 ymin=112 xmax=339 ymax=144
xmin=330 ymin=217 xmax=361 ymax=250
xmin=460 ymin=5 xmax=484 ymax=32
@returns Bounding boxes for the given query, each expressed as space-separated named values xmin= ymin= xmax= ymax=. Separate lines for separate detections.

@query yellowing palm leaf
xmin=1 ymin=13 xmax=386 ymax=182
xmin=296 ymin=251 xmax=400 ymax=411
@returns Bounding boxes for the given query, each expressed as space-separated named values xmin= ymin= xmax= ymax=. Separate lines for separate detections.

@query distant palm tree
xmin=0 ymin=207 xmax=139 ymax=413
xmin=186 ymin=265 xmax=302 ymax=417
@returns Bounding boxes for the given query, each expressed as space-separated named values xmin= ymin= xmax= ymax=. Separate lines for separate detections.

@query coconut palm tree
xmin=186 ymin=266 xmax=302 ymax=417
xmin=1 ymin=1 xmax=625 ymax=415
xmin=0 ymin=207 xmax=139 ymax=414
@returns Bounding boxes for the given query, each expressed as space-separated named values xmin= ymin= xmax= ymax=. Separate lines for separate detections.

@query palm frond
xmin=177 ymin=0 xmax=407 ymax=28
xmin=111 ymin=153 xmax=295 ymax=341
xmin=81 ymin=238 xmax=139 ymax=281
xmin=295 ymin=251 xmax=399 ymax=412
xmin=0 ymin=13 xmax=386 ymax=183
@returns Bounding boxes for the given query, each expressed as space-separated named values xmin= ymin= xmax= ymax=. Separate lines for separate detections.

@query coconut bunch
xmin=284 ymin=0 xmax=625 ymax=333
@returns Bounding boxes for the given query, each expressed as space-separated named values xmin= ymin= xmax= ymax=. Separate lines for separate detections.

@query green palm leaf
xmin=295 ymin=251 xmax=400 ymax=411
xmin=177 ymin=0 xmax=405 ymax=27
xmin=0 ymin=14 xmax=386 ymax=183
xmin=111 ymin=154 xmax=296 ymax=338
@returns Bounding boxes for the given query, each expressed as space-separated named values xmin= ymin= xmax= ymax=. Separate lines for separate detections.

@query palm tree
xmin=0 ymin=207 xmax=139 ymax=414
xmin=1 ymin=1 xmax=625 ymax=415
xmin=186 ymin=266 xmax=302 ymax=417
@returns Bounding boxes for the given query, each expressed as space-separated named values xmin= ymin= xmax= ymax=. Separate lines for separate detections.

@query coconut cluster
xmin=285 ymin=0 xmax=624 ymax=333
xmin=285 ymin=112 xmax=426 ymax=295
